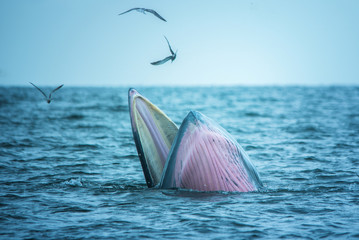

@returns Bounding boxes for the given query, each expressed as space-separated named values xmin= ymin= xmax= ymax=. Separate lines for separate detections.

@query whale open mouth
xmin=128 ymin=88 xmax=178 ymax=187
xmin=128 ymin=88 xmax=262 ymax=192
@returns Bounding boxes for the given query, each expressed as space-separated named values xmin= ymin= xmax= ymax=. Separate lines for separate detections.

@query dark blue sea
xmin=0 ymin=86 xmax=358 ymax=239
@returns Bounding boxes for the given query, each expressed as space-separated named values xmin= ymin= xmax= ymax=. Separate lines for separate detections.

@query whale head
xmin=129 ymin=89 xmax=263 ymax=192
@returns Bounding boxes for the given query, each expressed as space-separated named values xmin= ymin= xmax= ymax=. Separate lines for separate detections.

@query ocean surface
xmin=0 ymin=86 xmax=358 ymax=239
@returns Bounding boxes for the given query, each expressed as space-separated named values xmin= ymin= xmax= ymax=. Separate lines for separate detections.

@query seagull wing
xmin=118 ymin=8 xmax=140 ymax=16
xmin=164 ymin=36 xmax=174 ymax=55
xmin=29 ymin=82 xmax=48 ymax=99
xmin=145 ymin=9 xmax=167 ymax=22
xmin=151 ymin=56 xmax=173 ymax=65
xmin=49 ymin=84 xmax=64 ymax=99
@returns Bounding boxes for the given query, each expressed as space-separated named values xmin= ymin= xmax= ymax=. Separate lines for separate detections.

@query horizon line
xmin=0 ymin=83 xmax=359 ymax=88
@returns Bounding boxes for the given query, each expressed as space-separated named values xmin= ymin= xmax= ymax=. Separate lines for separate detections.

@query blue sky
xmin=0 ymin=1 xmax=358 ymax=86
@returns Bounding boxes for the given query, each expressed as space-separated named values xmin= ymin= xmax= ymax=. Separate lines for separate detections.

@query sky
xmin=0 ymin=0 xmax=358 ymax=86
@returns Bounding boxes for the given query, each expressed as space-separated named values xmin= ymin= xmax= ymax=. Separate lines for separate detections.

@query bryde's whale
xmin=128 ymin=88 xmax=263 ymax=192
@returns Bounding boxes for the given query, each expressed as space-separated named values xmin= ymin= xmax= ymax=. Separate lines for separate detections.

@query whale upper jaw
xmin=128 ymin=88 xmax=178 ymax=187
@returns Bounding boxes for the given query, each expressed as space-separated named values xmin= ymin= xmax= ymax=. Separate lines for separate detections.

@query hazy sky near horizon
xmin=0 ymin=1 xmax=358 ymax=86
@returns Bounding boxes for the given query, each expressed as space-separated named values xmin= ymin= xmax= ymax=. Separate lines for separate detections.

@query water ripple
xmin=0 ymin=86 xmax=358 ymax=239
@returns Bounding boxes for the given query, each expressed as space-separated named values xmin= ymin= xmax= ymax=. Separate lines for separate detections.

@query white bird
xmin=151 ymin=36 xmax=177 ymax=66
xmin=119 ymin=8 xmax=167 ymax=22
xmin=29 ymin=82 xmax=63 ymax=104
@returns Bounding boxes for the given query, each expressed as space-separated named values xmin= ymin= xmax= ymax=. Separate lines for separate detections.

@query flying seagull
xmin=29 ymin=82 xmax=63 ymax=104
xmin=119 ymin=8 xmax=167 ymax=22
xmin=151 ymin=36 xmax=177 ymax=66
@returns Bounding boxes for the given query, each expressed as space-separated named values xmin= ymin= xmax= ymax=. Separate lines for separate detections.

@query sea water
xmin=0 ymin=86 xmax=358 ymax=239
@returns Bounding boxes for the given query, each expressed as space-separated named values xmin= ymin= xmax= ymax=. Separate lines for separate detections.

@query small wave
xmin=74 ymin=124 xmax=110 ymax=130
xmin=70 ymin=170 xmax=100 ymax=176
xmin=1 ymin=193 xmax=33 ymax=200
xmin=69 ymin=143 xmax=103 ymax=150
xmin=53 ymin=163 xmax=92 ymax=171
xmin=304 ymin=156 xmax=318 ymax=161
xmin=95 ymin=183 xmax=147 ymax=193
xmin=348 ymin=183 xmax=358 ymax=191
xmin=52 ymin=206 xmax=92 ymax=213
xmin=335 ymin=142 xmax=355 ymax=148
xmin=64 ymin=113 xmax=85 ymax=120
xmin=0 ymin=202 xmax=8 ymax=207
xmin=284 ymin=124 xmax=324 ymax=135
xmin=108 ymin=105 xmax=128 ymax=112
xmin=119 ymin=142 xmax=135 ymax=148
xmin=0 ymin=142 xmax=16 ymax=148
xmin=245 ymin=145 xmax=265 ymax=151
xmin=2 ymin=213 xmax=27 ymax=220
xmin=115 ymin=154 xmax=138 ymax=160
xmin=0 ymin=98 xmax=10 ymax=107
xmin=262 ymin=185 xmax=351 ymax=194
xmin=244 ymin=111 xmax=262 ymax=117
xmin=61 ymin=178 xmax=84 ymax=187
xmin=160 ymin=187 xmax=263 ymax=199
xmin=75 ymin=104 xmax=103 ymax=111
xmin=0 ymin=139 xmax=34 ymax=148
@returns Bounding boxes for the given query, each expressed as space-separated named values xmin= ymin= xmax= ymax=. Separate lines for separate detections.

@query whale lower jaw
xmin=128 ymin=89 xmax=262 ymax=192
